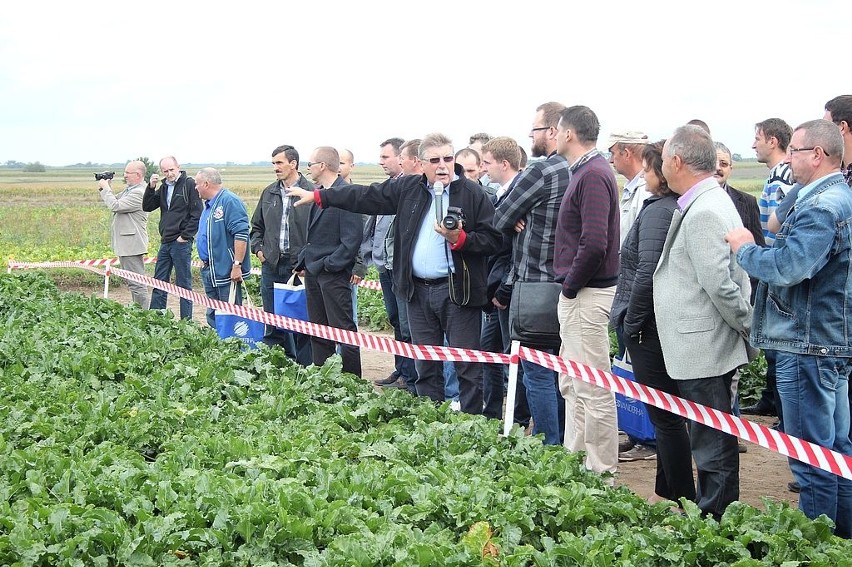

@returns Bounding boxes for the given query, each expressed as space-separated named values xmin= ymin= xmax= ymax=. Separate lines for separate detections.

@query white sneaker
xmin=450 ymin=400 xmax=461 ymax=412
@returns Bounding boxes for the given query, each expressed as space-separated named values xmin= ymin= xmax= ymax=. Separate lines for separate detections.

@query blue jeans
xmin=388 ymin=269 xmax=417 ymax=392
xmin=444 ymin=339 xmax=459 ymax=402
xmin=776 ymin=352 xmax=852 ymax=538
xmin=201 ymin=267 xmax=240 ymax=328
xmin=149 ymin=239 xmax=194 ymax=319
xmin=481 ymin=311 xmax=506 ymax=419
xmin=522 ymin=351 xmax=564 ymax=445
xmin=259 ymin=260 xmax=312 ymax=366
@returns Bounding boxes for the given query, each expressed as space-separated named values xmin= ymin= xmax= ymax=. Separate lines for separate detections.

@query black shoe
xmin=618 ymin=438 xmax=636 ymax=454
xmin=788 ymin=481 xmax=800 ymax=493
xmin=741 ymin=400 xmax=776 ymax=417
xmin=374 ymin=372 xmax=401 ymax=386
xmin=738 ymin=441 xmax=748 ymax=453
xmin=380 ymin=376 xmax=408 ymax=389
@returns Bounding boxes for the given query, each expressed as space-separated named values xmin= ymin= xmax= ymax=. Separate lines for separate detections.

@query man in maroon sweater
xmin=553 ymin=105 xmax=621 ymax=475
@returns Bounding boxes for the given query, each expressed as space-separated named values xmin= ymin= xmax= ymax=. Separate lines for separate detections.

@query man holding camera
xmin=143 ymin=156 xmax=202 ymax=320
xmin=96 ymin=161 xmax=149 ymax=308
xmin=286 ymin=133 xmax=500 ymax=414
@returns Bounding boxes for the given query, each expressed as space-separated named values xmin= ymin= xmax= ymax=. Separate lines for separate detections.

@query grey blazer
xmin=100 ymin=182 xmax=149 ymax=257
xmin=653 ymin=178 xmax=752 ymax=380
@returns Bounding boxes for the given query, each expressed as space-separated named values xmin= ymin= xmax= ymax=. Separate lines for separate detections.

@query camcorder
xmin=94 ymin=171 xmax=115 ymax=181
xmin=442 ymin=206 xmax=466 ymax=230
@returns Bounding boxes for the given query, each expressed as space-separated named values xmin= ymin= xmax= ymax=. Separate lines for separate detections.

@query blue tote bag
xmin=215 ymin=283 xmax=265 ymax=349
xmin=612 ymin=352 xmax=656 ymax=442
xmin=273 ymin=273 xmax=308 ymax=324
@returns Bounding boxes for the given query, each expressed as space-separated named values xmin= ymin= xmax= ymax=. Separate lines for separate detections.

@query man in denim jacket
xmin=727 ymin=119 xmax=852 ymax=539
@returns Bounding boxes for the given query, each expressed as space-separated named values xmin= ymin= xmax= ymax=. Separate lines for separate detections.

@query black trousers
xmin=625 ymin=331 xmax=696 ymax=503
xmin=305 ymin=270 xmax=361 ymax=377
xmin=407 ymin=280 xmax=483 ymax=414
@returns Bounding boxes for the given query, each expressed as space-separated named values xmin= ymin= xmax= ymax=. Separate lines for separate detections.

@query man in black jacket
xmin=297 ymin=146 xmax=363 ymax=378
xmin=286 ymin=133 xmax=501 ymax=414
xmin=143 ymin=156 xmax=202 ymax=319
xmin=250 ymin=144 xmax=314 ymax=365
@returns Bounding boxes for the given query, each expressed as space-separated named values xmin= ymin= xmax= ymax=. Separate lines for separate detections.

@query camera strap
xmin=446 ymin=244 xmax=470 ymax=307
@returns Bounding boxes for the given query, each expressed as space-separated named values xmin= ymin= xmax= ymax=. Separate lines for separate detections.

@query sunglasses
xmin=424 ymin=156 xmax=454 ymax=165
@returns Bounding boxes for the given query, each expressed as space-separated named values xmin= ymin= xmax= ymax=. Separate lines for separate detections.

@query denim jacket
xmin=737 ymin=172 xmax=852 ymax=356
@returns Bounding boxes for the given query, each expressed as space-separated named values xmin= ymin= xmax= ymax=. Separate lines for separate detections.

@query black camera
xmin=94 ymin=171 xmax=115 ymax=181
xmin=442 ymin=206 xmax=466 ymax=230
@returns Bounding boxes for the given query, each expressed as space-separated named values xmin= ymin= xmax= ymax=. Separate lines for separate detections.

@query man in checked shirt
xmin=250 ymin=144 xmax=313 ymax=365
xmin=493 ymin=101 xmax=569 ymax=446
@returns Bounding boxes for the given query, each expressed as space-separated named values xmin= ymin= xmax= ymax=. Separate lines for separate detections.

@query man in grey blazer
xmin=98 ymin=160 xmax=150 ymax=308
xmin=653 ymin=125 xmax=753 ymax=519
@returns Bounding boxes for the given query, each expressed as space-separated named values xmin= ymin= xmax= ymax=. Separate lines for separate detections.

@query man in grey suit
xmin=654 ymin=125 xmax=753 ymax=519
xmin=97 ymin=160 xmax=150 ymax=308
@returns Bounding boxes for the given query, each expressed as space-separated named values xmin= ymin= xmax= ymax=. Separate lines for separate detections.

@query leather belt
xmin=413 ymin=276 xmax=449 ymax=285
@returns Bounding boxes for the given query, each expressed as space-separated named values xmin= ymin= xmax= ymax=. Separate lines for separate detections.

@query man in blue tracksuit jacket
xmin=195 ymin=167 xmax=252 ymax=327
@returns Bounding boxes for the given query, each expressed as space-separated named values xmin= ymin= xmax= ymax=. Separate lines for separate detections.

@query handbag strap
xmin=227 ymin=281 xmax=255 ymax=309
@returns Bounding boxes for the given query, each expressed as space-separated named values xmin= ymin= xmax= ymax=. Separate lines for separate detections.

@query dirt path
xmin=61 ymin=282 xmax=798 ymax=511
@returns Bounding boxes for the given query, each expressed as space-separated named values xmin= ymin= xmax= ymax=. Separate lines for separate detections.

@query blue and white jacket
xmin=197 ymin=188 xmax=252 ymax=287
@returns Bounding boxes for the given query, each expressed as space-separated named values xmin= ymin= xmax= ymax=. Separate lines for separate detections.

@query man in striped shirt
xmin=742 ymin=119 xmax=793 ymax=422
xmin=753 ymin=118 xmax=794 ymax=247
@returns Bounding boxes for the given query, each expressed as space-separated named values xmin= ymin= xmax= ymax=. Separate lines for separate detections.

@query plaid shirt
xmin=493 ymin=152 xmax=571 ymax=283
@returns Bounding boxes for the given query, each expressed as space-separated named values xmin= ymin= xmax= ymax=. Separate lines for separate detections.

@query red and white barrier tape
xmin=521 ymin=346 xmax=852 ymax=481
xmin=7 ymin=258 xmax=383 ymax=290
xmin=7 ymin=259 xmax=852 ymax=479
xmin=109 ymin=266 xmax=510 ymax=365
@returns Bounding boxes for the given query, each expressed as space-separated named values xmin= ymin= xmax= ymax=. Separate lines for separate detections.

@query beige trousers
xmin=558 ymin=287 xmax=618 ymax=474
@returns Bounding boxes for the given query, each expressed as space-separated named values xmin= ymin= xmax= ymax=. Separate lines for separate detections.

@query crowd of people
xmin=94 ymin=95 xmax=852 ymax=537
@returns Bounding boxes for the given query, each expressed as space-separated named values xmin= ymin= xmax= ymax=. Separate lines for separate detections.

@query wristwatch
xmin=233 ymin=261 xmax=241 ymax=266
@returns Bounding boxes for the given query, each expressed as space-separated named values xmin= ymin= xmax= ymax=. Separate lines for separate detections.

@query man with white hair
xmin=97 ymin=160 xmax=150 ymax=308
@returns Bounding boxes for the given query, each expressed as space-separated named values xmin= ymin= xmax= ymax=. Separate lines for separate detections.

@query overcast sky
xmin=1 ymin=1 xmax=847 ymax=167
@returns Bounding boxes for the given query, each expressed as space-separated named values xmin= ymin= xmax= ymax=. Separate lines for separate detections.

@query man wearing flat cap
xmin=608 ymin=131 xmax=653 ymax=245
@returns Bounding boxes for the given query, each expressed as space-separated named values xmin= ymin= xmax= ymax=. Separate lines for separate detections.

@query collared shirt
xmin=676 ymin=176 xmax=717 ymax=210
xmin=493 ymin=151 xmax=570 ymax=283
xmin=278 ymin=180 xmax=294 ymax=254
xmin=797 ymin=172 xmax=839 ymax=203
xmin=495 ymin=173 xmax=519 ymax=200
xmin=619 ymin=171 xmax=651 ymax=246
xmin=165 ymin=181 xmax=176 ymax=209
xmin=569 ymin=148 xmax=599 ymax=172
xmin=196 ymin=188 xmax=222 ymax=262
xmin=411 ymin=180 xmax=455 ymax=278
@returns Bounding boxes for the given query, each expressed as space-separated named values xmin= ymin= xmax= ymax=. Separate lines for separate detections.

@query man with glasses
xmin=250 ymin=144 xmax=313 ymax=365
xmin=297 ymin=147 xmax=363 ymax=377
xmin=286 ymin=133 xmax=500 ymax=414
xmin=492 ymin=101 xmax=569 ymax=445
xmin=143 ymin=156 xmax=202 ymax=319
xmin=97 ymin=160 xmax=150 ymax=308
xmin=727 ymin=119 xmax=852 ymax=538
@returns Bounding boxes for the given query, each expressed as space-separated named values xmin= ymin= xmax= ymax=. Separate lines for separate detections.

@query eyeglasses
xmin=788 ymin=146 xmax=831 ymax=157
xmin=423 ymin=156 xmax=454 ymax=164
xmin=530 ymin=126 xmax=551 ymax=133
xmin=306 ymin=161 xmax=324 ymax=167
